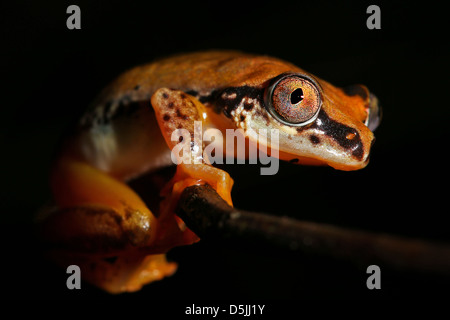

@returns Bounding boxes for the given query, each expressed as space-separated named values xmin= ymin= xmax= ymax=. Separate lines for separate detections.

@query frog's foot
xmin=169 ymin=163 xmax=233 ymax=206
xmin=39 ymin=158 xmax=185 ymax=293
xmin=153 ymin=163 xmax=234 ymax=249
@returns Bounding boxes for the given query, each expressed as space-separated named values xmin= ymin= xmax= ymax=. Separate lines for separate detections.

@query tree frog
xmin=39 ymin=51 xmax=381 ymax=293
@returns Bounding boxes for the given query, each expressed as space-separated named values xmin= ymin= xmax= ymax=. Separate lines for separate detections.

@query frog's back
xmin=89 ymin=50 xmax=296 ymax=114
xmin=63 ymin=51 xmax=294 ymax=180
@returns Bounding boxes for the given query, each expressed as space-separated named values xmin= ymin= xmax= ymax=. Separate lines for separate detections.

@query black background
xmin=1 ymin=0 xmax=449 ymax=302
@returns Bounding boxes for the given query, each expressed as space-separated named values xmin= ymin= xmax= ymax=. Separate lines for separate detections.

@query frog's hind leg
xmin=45 ymin=158 xmax=159 ymax=252
xmin=39 ymin=158 xmax=181 ymax=293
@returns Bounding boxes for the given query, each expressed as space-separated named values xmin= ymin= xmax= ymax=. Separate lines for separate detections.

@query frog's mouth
xmin=365 ymin=93 xmax=382 ymax=131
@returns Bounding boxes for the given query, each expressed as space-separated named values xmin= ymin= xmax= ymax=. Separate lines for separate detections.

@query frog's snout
xmin=366 ymin=93 xmax=382 ymax=131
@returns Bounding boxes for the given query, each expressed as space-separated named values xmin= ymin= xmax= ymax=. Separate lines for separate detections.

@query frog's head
xmin=183 ymin=52 xmax=380 ymax=171
xmin=243 ymin=71 xmax=381 ymax=171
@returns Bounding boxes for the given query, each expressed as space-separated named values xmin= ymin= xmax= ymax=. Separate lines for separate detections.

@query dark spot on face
xmin=168 ymin=102 xmax=174 ymax=109
xmin=175 ymin=108 xmax=188 ymax=120
xmin=163 ymin=114 xmax=171 ymax=121
xmin=162 ymin=92 xmax=169 ymax=99
xmin=244 ymin=101 xmax=254 ymax=111
xmin=310 ymin=135 xmax=320 ymax=144
xmin=311 ymin=110 xmax=364 ymax=160
xmin=240 ymin=115 xmax=245 ymax=122
xmin=199 ymin=86 xmax=264 ymax=118
xmin=179 ymin=136 xmax=184 ymax=142
xmin=289 ymin=158 xmax=299 ymax=163
xmin=180 ymin=93 xmax=187 ymax=99
xmin=134 ymin=85 xmax=141 ymax=91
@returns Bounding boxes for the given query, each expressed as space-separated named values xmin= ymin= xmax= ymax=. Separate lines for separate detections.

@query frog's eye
xmin=266 ymin=73 xmax=322 ymax=126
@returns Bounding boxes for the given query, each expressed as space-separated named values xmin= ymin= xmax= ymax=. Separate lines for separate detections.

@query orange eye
xmin=266 ymin=73 xmax=322 ymax=126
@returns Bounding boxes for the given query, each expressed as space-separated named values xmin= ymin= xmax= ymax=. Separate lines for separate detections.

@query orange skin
xmin=40 ymin=51 xmax=379 ymax=293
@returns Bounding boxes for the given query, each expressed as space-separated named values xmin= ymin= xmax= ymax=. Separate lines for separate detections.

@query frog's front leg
xmin=151 ymin=88 xmax=234 ymax=211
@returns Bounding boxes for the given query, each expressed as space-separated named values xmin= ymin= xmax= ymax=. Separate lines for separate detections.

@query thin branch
xmin=176 ymin=184 xmax=450 ymax=276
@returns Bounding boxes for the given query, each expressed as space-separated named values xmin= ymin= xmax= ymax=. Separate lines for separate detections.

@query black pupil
xmin=290 ymin=88 xmax=304 ymax=104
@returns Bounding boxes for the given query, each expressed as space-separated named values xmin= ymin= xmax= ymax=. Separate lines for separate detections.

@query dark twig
xmin=176 ymin=184 xmax=450 ymax=276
